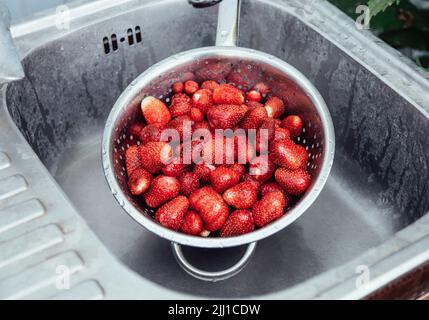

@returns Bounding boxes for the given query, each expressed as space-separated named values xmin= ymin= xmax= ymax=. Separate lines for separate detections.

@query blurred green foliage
xmin=328 ymin=0 xmax=429 ymax=69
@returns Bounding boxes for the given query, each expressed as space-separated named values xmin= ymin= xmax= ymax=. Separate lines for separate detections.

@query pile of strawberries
xmin=123 ymin=65 xmax=311 ymax=238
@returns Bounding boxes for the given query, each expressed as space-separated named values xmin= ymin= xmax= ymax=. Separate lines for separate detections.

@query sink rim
xmin=1 ymin=0 xmax=429 ymax=299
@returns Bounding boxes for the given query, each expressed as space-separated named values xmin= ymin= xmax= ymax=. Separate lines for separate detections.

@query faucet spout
xmin=0 ymin=2 xmax=25 ymax=83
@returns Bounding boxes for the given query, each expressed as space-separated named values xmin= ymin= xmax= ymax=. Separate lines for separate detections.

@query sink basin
xmin=3 ymin=0 xmax=429 ymax=298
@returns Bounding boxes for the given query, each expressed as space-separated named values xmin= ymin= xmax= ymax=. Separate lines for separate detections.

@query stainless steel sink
xmin=1 ymin=0 xmax=428 ymax=299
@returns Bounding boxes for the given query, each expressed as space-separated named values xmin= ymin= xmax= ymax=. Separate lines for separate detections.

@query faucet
xmin=0 ymin=1 xmax=25 ymax=83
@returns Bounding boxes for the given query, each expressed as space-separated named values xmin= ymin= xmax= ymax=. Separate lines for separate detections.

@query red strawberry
xmin=242 ymin=173 xmax=262 ymax=190
xmin=127 ymin=168 xmax=152 ymax=195
xmin=192 ymin=120 xmax=211 ymax=132
xmin=195 ymin=62 xmax=232 ymax=82
xmin=246 ymin=101 xmax=263 ymax=110
xmin=139 ymin=123 xmax=164 ymax=145
xmin=190 ymin=108 xmax=204 ymax=122
xmin=201 ymin=80 xmax=220 ymax=92
xmin=273 ymin=127 xmax=291 ymax=141
xmin=227 ymin=163 xmax=246 ymax=176
xmin=252 ymin=82 xmax=270 ymax=96
xmin=260 ymin=182 xmax=286 ymax=197
xmin=207 ymin=104 xmax=247 ymax=130
xmin=240 ymin=106 xmax=268 ymax=129
xmin=269 ymin=139 xmax=308 ymax=170
xmin=181 ymin=211 xmax=204 ymax=235
xmin=249 ymin=156 xmax=275 ymax=182
xmin=210 ymin=166 xmax=240 ymax=193
xmin=127 ymin=122 xmax=144 ymax=138
xmin=281 ymin=115 xmax=303 ymax=138
xmin=189 ymin=187 xmax=229 ymax=231
xmin=192 ymin=89 xmax=213 ymax=114
xmin=155 ymin=196 xmax=189 ymax=231
xmin=220 ymin=210 xmax=254 ymax=237
xmin=125 ymin=145 xmax=143 ymax=176
xmin=162 ymin=161 xmax=187 ymax=177
xmin=252 ymin=191 xmax=287 ymax=227
xmin=256 ymin=119 xmax=276 ymax=152
xmin=233 ymin=134 xmax=255 ymax=163
xmin=275 ymin=168 xmax=311 ymax=195
xmin=246 ymin=90 xmax=262 ymax=102
xmin=141 ymin=96 xmax=171 ymax=126
xmin=169 ymin=93 xmax=192 ymax=117
xmin=166 ymin=115 xmax=193 ymax=141
xmin=223 ymin=182 xmax=258 ymax=209
xmin=226 ymin=65 xmax=259 ymax=89
xmin=212 ymin=84 xmax=245 ymax=105
xmin=144 ymin=175 xmax=180 ymax=208
xmin=184 ymin=80 xmax=199 ymax=95
xmin=179 ymin=172 xmax=200 ymax=196
xmin=264 ymin=96 xmax=285 ymax=118
xmin=140 ymin=141 xmax=173 ymax=173
xmin=193 ymin=163 xmax=215 ymax=183
xmin=172 ymin=82 xmax=184 ymax=93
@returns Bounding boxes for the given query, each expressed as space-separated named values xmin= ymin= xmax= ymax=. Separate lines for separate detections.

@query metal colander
xmin=102 ymin=0 xmax=334 ymax=281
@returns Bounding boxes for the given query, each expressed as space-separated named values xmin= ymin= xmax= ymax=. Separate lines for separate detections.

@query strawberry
xmin=144 ymin=175 xmax=180 ymax=208
xmin=220 ymin=210 xmax=254 ymax=237
xmin=139 ymin=123 xmax=164 ymax=145
xmin=246 ymin=90 xmax=262 ymax=102
xmin=184 ymin=80 xmax=199 ymax=95
xmin=251 ymin=82 xmax=270 ymax=96
xmin=256 ymin=119 xmax=276 ymax=152
xmin=281 ymin=115 xmax=303 ymax=138
xmin=227 ymin=163 xmax=246 ymax=176
xmin=140 ymin=141 xmax=173 ymax=173
xmin=242 ymin=173 xmax=262 ymax=190
xmin=127 ymin=122 xmax=144 ymax=138
xmin=264 ymin=96 xmax=285 ymax=118
xmin=207 ymin=104 xmax=247 ymax=129
xmin=233 ymin=134 xmax=255 ymax=163
xmin=246 ymin=101 xmax=263 ymax=110
xmin=172 ymin=82 xmax=184 ymax=93
xmin=212 ymin=84 xmax=245 ymax=105
xmin=189 ymin=187 xmax=229 ymax=231
xmin=169 ymin=93 xmax=192 ymax=117
xmin=269 ymin=139 xmax=308 ymax=170
xmin=179 ymin=172 xmax=200 ymax=196
xmin=141 ymin=96 xmax=171 ymax=126
xmin=192 ymin=89 xmax=213 ymax=114
xmin=192 ymin=120 xmax=211 ymax=132
xmin=127 ymin=168 xmax=152 ymax=195
xmin=193 ymin=163 xmax=215 ymax=183
xmin=125 ymin=145 xmax=143 ymax=176
xmin=275 ymin=168 xmax=311 ymax=195
xmin=155 ymin=196 xmax=189 ymax=231
xmin=190 ymin=107 xmax=204 ymax=122
xmin=252 ymin=191 xmax=287 ymax=227
xmin=249 ymin=156 xmax=275 ymax=182
xmin=162 ymin=161 xmax=187 ymax=177
xmin=240 ymin=106 xmax=268 ymax=129
xmin=201 ymin=80 xmax=220 ymax=92
xmin=260 ymin=182 xmax=286 ymax=197
xmin=210 ymin=166 xmax=240 ymax=193
xmin=195 ymin=62 xmax=232 ymax=82
xmin=226 ymin=65 xmax=259 ymax=89
xmin=166 ymin=115 xmax=192 ymax=141
xmin=273 ymin=127 xmax=291 ymax=141
xmin=223 ymin=182 xmax=258 ymax=209
xmin=181 ymin=210 xmax=204 ymax=235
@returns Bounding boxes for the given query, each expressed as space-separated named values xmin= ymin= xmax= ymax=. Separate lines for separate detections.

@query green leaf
xmin=368 ymin=0 xmax=401 ymax=17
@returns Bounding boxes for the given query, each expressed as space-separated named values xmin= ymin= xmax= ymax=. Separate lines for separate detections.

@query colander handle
xmin=215 ymin=0 xmax=240 ymax=47
xmin=171 ymin=242 xmax=257 ymax=282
